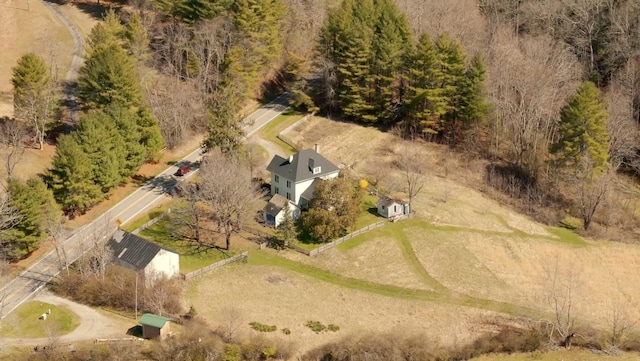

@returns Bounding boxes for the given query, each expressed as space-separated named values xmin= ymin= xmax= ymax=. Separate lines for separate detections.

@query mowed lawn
xmin=0 ymin=301 xmax=79 ymax=338
xmin=140 ymin=217 xmax=243 ymax=273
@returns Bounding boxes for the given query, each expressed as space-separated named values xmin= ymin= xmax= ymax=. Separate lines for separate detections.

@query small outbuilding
xmin=377 ymin=196 xmax=410 ymax=219
xmin=263 ymin=194 xmax=301 ymax=228
xmin=139 ymin=313 xmax=172 ymax=340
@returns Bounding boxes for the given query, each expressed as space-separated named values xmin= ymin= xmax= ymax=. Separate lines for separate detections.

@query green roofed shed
xmin=139 ymin=313 xmax=172 ymax=339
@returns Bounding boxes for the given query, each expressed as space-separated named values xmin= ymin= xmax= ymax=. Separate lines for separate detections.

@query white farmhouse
xmin=266 ymin=147 xmax=340 ymax=209
xmin=264 ymin=193 xmax=301 ymax=227
xmin=107 ymin=230 xmax=180 ymax=286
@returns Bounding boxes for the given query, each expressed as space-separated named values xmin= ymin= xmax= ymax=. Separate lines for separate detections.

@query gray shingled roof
xmin=264 ymin=194 xmax=289 ymax=217
xmin=266 ymin=149 xmax=339 ymax=183
xmin=377 ymin=196 xmax=408 ymax=208
xmin=107 ymin=230 xmax=176 ymax=271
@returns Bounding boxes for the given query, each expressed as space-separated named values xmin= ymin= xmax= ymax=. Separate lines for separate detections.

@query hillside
xmin=186 ymin=116 xmax=640 ymax=358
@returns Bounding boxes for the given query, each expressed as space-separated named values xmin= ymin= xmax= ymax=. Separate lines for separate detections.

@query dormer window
xmin=313 ymin=166 xmax=321 ymax=174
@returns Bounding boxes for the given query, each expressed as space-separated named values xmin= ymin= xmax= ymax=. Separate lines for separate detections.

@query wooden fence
xmin=181 ymin=251 xmax=249 ymax=280
xmin=131 ymin=209 xmax=171 ymax=235
xmin=276 ymin=113 xmax=314 ymax=151
xmin=289 ymin=221 xmax=386 ymax=256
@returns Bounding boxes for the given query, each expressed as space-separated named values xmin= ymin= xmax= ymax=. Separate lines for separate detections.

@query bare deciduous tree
xmin=0 ymin=117 xmax=28 ymax=181
xmin=486 ymin=31 xmax=580 ymax=175
xmin=609 ymin=299 xmax=638 ymax=346
xmin=398 ymin=143 xmax=425 ymax=207
xmin=605 ymin=83 xmax=639 ymax=172
xmin=198 ymin=149 xmax=263 ymax=250
xmin=543 ymin=257 xmax=581 ymax=347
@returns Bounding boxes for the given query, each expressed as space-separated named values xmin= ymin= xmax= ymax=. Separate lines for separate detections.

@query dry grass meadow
xmin=188 ymin=115 xmax=640 ymax=357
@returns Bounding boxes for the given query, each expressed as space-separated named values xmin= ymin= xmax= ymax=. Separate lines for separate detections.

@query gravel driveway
xmin=0 ymin=292 xmax=134 ymax=347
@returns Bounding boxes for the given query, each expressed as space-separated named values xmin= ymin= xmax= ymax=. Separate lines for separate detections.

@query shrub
xmin=249 ymin=322 xmax=277 ymax=332
xmin=282 ymin=328 xmax=291 ymax=335
xmin=306 ymin=320 xmax=327 ymax=333
xmin=328 ymin=324 xmax=340 ymax=332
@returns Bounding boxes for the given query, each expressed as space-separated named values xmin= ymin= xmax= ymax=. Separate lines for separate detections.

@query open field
xmin=0 ymin=0 xmax=74 ymax=117
xmin=472 ymin=349 xmax=640 ymax=361
xmin=185 ymin=115 xmax=640 ymax=357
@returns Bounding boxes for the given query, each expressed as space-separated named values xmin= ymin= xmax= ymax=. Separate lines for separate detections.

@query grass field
xmin=472 ymin=349 xmax=640 ymax=360
xmin=185 ymin=115 xmax=640 ymax=358
xmin=0 ymin=301 xmax=79 ymax=338
xmin=140 ymin=216 xmax=246 ymax=273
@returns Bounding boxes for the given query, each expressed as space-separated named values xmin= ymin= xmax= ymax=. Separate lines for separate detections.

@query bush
xmin=328 ymin=324 xmax=340 ymax=332
xmin=306 ymin=320 xmax=327 ymax=333
xmin=249 ymin=322 xmax=277 ymax=332
xmin=282 ymin=328 xmax=291 ymax=335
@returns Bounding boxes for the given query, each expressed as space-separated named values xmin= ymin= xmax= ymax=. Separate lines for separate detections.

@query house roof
xmin=107 ymin=230 xmax=177 ymax=271
xmin=300 ymin=178 xmax=319 ymax=201
xmin=139 ymin=313 xmax=171 ymax=328
xmin=264 ymin=194 xmax=289 ymax=217
xmin=377 ymin=196 xmax=408 ymax=208
xmin=266 ymin=149 xmax=339 ymax=183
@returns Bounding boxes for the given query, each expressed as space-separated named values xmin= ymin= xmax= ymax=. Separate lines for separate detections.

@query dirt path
xmin=248 ymin=136 xmax=286 ymax=168
xmin=41 ymin=0 xmax=85 ymax=125
xmin=0 ymin=292 xmax=133 ymax=346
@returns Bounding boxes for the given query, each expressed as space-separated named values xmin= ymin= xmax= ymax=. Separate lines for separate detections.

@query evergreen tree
xmin=73 ymin=111 xmax=126 ymax=191
xmin=457 ymin=53 xmax=488 ymax=125
xmin=405 ymin=34 xmax=448 ymax=134
xmin=370 ymin=0 xmax=412 ymax=120
xmin=87 ymin=9 xmax=125 ymax=54
xmin=135 ymin=107 xmax=165 ymax=162
xmin=434 ymin=33 xmax=468 ymax=124
xmin=226 ymin=0 xmax=285 ymax=97
xmin=318 ymin=0 xmax=411 ymax=123
xmin=102 ymin=104 xmax=146 ymax=176
xmin=78 ymin=43 xmax=142 ymax=109
xmin=8 ymin=178 xmax=59 ymax=257
xmin=124 ymin=12 xmax=150 ymax=61
xmin=552 ymin=81 xmax=610 ymax=171
xmin=551 ymin=81 xmax=610 ymax=230
xmin=203 ymin=82 xmax=244 ymax=153
xmin=11 ymin=53 xmax=56 ymax=150
xmin=48 ymin=135 xmax=103 ymax=214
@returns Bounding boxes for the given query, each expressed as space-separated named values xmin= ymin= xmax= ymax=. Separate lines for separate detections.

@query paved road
xmin=0 ymin=94 xmax=290 ymax=325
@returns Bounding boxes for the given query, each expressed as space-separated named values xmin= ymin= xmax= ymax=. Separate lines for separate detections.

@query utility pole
xmin=135 ymin=272 xmax=138 ymax=320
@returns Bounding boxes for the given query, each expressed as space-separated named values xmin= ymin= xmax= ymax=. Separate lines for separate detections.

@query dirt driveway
xmin=0 ymin=291 xmax=135 ymax=347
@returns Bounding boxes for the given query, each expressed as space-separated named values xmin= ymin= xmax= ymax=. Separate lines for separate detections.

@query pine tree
xmin=102 ymin=104 xmax=146 ymax=176
xmin=405 ymin=34 xmax=448 ymax=134
xmin=11 ymin=53 xmax=57 ymax=150
xmin=48 ymin=135 xmax=103 ymax=214
xmin=8 ymin=178 xmax=59 ymax=257
xmin=552 ymin=81 xmax=610 ymax=171
xmin=124 ymin=12 xmax=150 ymax=61
xmin=551 ymin=81 xmax=611 ymax=230
xmin=203 ymin=82 xmax=244 ymax=153
xmin=370 ymin=0 xmax=412 ymax=120
xmin=78 ymin=43 xmax=142 ymax=109
xmin=274 ymin=203 xmax=297 ymax=249
xmin=74 ymin=111 xmax=126 ymax=192
xmin=434 ymin=33 xmax=468 ymax=124
xmin=457 ymin=53 xmax=488 ymax=125
xmin=136 ymin=106 xmax=165 ymax=162
xmin=227 ymin=0 xmax=285 ymax=97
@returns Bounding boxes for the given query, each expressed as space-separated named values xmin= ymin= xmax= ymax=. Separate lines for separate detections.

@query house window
xmin=286 ymin=180 xmax=291 ymax=188
xmin=394 ymin=205 xmax=397 ymax=212
xmin=275 ymin=175 xmax=279 ymax=183
xmin=313 ymin=166 xmax=321 ymax=174
xmin=286 ymin=192 xmax=291 ymax=200
xmin=275 ymin=187 xmax=279 ymax=194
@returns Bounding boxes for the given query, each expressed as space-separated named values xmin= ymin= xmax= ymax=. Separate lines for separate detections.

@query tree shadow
xmin=367 ymin=207 xmax=379 ymax=217
xmin=131 ymin=174 xmax=152 ymax=186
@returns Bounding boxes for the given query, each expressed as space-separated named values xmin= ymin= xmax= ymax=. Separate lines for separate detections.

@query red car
xmin=175 ymin=166 xmax=191 ymax=176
